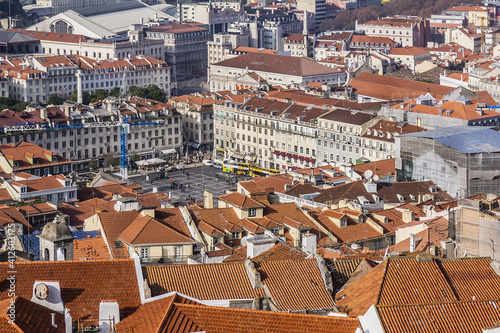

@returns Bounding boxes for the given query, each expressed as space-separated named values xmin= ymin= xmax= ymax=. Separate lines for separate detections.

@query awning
xmin=136 ymin=160 xmax=152 ymax=166
xmin=291 ymin=154 xmax=298 ymax=159
xmin=148 ymin=158 xmax=166 ymax=164
xmin=161 ymin=148 xmax=177 ymax=155
xmin=279 ymin=151 xmax=286 ymax=156
xmin=298 ymin=156 xmax=304 ymax=161
xmin=309 ymin=158 xmax=316 ymax=163
xmin=233 ymin=152 xmax=245 ymax=159
xmin=192 ymin=143 xmax=200 ymax=149
xmin=304 ymin=158 xmax=310 ymax=162
xmin=285 ymin=153 xmax=292 ymax=158
xmin=273 ymin=150 xmax=280 ymax=155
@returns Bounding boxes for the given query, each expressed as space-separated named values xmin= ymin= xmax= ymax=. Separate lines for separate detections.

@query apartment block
xmin=356 ymin=16 xmax=430 ymax=47
xmin=213 ymin=96 xmax=330 ymax=169
xmin=0 ymin=54 xmax=170 ymax=103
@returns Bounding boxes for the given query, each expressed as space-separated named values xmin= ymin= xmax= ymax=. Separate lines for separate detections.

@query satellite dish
xmin=364 ymin=170 xmax=373 ymax=179
xmin=240 ymin=236 xmax=248 ymax=246
xmin=373 ymin=175 xmax=380 ymax=182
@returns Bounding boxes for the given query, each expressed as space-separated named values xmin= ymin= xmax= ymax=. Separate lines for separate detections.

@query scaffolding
xmin=455 ymin=199 xmax=500 ymax=259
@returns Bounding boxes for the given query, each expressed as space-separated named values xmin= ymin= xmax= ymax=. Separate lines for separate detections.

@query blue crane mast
xmin=0 ymin=117 xmax=163 ymax=182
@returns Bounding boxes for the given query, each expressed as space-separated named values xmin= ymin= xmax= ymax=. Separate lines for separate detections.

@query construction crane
xmin=0 ymin=117 xmax=163 ymax=182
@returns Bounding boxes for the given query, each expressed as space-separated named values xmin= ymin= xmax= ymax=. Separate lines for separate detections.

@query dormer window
xmin=341 ymin=219 xmax=347 ymax=227
xmin=20 ymin=185 xmax=27 ymax=193
xmin=65 ymin=180 xmax=71 ymax=186
xmin=248 ymin=208 xmax=256 ymax=217
xmin=33 ymin=158 xmax=39 ymax=165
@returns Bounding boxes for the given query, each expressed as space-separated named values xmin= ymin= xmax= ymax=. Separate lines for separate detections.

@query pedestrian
xmin=186 ymin=172 xmax=190 ymax=178
xmin=182 ymin=170 xmax=185 ymax=175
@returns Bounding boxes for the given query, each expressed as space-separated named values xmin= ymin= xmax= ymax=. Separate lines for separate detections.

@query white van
xmin=202 ymin=159 xmax=213 ymax=167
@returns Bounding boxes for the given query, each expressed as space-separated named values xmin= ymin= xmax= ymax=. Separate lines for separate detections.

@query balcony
xmin=141 ymin=255 xmax=190 ymax=265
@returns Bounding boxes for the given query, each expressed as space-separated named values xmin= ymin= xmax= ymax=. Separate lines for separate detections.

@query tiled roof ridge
xmin=374 ymin=259 xmax=389 ymax=306
xmin=173 ymin=302 xmax=357 ymax=321
xmin=156 ymin=294 xmax=179 ymax=332
xmin=0 ymin=258 xmax=134 ymax=265
xmin=375 ymin=299 xmax=500 ymax=309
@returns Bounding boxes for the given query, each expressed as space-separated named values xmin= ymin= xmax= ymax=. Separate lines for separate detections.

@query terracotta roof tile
xmin=143 ymin=262 xmax=265 ymax=300
xmin=155 ymin=208 xmax=192 ymax=238
xmin=0 ymin=297 xmax=65 ymax=333
xmin=96 ymin=211 xmax=140 ymax=259
xmin=257 ymin=259 xmax=336 ymax=311
xmin=349 ymin=72 xmax=455 ymax=101
xmin=0 ymin=260 xmax=141 ymax=324
xmin=218 ymin=192 xmax=265 ymax=209
xmin=73 ymin=235 xmax=110 ymax=260
xmin=336 ymin=256 xmax=500 ymax=317
xmin=116 ymin=293 xmax=201 ymax=333
xmin=213 ymin=52 xmax=342 ymax=76
xmin=377 ymin=301 xmax=500 ymax=333
xmin=170 ymin=303 xmax=360 ymax=333
xmin=59 ymin=198 xmax=115 ymax=229
xmin=389 ymin=216 xmax=449 ymax=253
xmin=0 ymin=141 xmax=69 ymax=171
xmin=119 ymin=214 xmax=195 ymax=245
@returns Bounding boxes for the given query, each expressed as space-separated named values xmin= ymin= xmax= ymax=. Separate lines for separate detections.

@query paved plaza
xmin=129 ymin=165 xmax=250 ymax=206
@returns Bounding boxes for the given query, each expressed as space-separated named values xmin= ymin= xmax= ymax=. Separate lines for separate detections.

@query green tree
xmin=146 ymin=85 xmax=166 ymax=102
xmin=48 ymin=94 xmax=63 ymax=105
xmin=129 ymin=86 xmax=147 ymax=98
xmin=90 ymin=89 xmax=107 ymax=103
xmin=10 ymin=102 xmax=30 ymax=112
xmin=88 ymin=158 xmax=98 ymax=170
xmin=69 ymin=89 xmax=91 ymax=105
xmin=130 ymin=153 xmax=140 ymax=162
xmin=104 ymin=154 xmax=119 ymax=167
xmin=109 ymin=87 xmax=120 ymax=97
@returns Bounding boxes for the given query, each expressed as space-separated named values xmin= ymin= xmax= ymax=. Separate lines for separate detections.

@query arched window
xmin=63 ymin=248 xmax=67 ymax=260
xmin=51 ymin=20 xmax=72 ymax=34
xmin=44 ymin=248 xmax=50 ymax=261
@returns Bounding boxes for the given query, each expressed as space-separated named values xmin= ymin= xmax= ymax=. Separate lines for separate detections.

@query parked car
xmin=202 ymin=159 xmax=213 ymax=167
xmin=212 ymin=162 xmax=223 ymax=169
xmin=176 ymin=164 xmax=185 ymax=170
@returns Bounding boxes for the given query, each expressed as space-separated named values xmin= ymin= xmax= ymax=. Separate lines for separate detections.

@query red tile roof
xmin=352 ymin=158 xmax=396 ymax=179
xmin=143 ymin=262 xmax=266 ymax=300
xmin=73 ymin=235 xmax=110 ymax=260
xmin=257 ymin=259 xmax=336 ymax=311
xmin=0 ymin=260 xmax=141 ymax=324
xmin=336 ymin=256 xmax=500 ymax=316
xmin=389 ymin=216 xmax=449 ymax=253
xmin=96 ymin=211 xmax=140 ymax=259
xmin=167 ymin=303 xmax=360 ymax=333
xmin=213 ymin=52 xmax=342 ymax=76
xmin=116 ymin=293 xmax=201 ymax=333
xmin=0 ymin=141 xmax=70 ymax=172
xmin=377 ymin=301 xmax=500 ymax=333
xmin=218 ymin=192 xmax=266 ymax=209
xmin=0 ymin=297 xmax=65 ymax=333
xmin=59 ymin=198 xmax=116 ymax=229
xmin=349 ymin=72 xmax=455 ymax=101
xmin=119 ymin=214 xmax=194 ymax=245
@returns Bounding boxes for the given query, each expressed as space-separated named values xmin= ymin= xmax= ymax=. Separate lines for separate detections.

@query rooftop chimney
xmin=99 ymin=301 xmax=120 ymax=332
xmin=402 ymin=209 xmax=415 ymax=223
xmin=204 ymin=191 xmax=213 ymax=209
xmin=246 ymin=235 xmax=275 ymax=258
xmin=409 ymin=233 xmax=415 ymax=253
xmin=301 ymin=233 xmax=316 ymax=257
xmin=40 ymin=108 xmax=47 ymax=120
